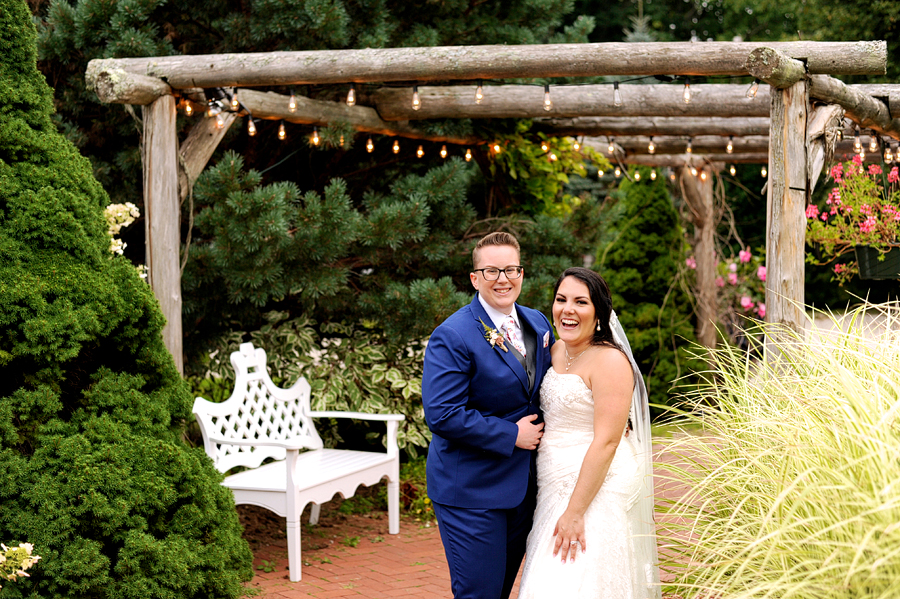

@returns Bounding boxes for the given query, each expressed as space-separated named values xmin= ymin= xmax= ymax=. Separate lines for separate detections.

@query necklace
xmin=564 ymin=345 xmax=590 ymax=371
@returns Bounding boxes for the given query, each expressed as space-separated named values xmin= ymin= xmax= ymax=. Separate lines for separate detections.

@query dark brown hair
xmin=552 ymin=267 xmax=618 ymax=348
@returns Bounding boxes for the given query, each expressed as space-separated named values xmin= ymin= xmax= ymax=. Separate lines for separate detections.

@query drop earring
xmin=596 ymin=320 xmax=601 ymax=331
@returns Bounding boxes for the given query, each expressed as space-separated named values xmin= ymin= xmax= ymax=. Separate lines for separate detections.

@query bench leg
xmin=388 ymin=479 xmax=400 ymax=534
xmin=309 ymin=503 xmax=321 ymax=526
xmin=287 ymin=516 xmax=302 ymax=582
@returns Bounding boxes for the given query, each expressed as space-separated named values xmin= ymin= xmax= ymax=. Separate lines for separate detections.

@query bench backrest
xmin=193 ymin=342 xmax=324 ymax=473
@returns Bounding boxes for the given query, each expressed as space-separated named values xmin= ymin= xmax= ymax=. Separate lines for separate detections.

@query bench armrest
xmin=310 ymin=411 xmax=405 ymax=422
xmin=206 ymin=436 xmax=317 ymax=451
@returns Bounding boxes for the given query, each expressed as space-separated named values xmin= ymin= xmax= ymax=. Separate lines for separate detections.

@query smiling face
xmin=470 ymin=244 xmax=523 ymax=314
xmin=552 ymin=276 xmax=597 ymax=346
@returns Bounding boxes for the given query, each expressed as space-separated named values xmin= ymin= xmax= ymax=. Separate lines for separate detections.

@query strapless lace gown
xmin=518 ymin=367 xmax=643 ymax=599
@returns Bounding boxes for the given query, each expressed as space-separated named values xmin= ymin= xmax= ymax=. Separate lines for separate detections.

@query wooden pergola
xmin=85 ymin=41 xmax=896 ymax=372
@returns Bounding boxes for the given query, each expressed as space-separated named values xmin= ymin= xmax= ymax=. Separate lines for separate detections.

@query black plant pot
xmin=855 ymin=245 xmax=900 ymax=280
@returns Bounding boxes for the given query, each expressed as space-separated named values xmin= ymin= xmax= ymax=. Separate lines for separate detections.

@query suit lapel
xmin=470 ymin=295 xmax=530 ymax=393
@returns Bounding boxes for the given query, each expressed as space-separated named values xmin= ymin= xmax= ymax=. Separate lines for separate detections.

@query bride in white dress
xmin=519 ymin=267 xmax=661 ymax=599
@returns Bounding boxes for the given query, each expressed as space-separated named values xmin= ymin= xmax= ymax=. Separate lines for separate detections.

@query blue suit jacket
xmin=422 ymin=294 xmax=554 ymax=509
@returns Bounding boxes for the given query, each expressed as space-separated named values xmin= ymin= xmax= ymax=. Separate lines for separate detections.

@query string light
xmin=543 ymin=84 xmax=552 ymax=111
xmin=682 ymin=77 xmax=692 ymax=104
xmin=231 ymin=92 xmax=239 ymax=110
xmin=690 ymin=166 xmax=698 ymax=176
xmin=246 ymin=116 xmax=256 ymax=136
xmin=549 ymin=152 xmax=558 ymax=161
xmin=860 ymin=147 xmax=866 ymax=161
xmin=339 ymin=134 xmax=344 ymax=147
xmin=573 ymin=138 xmax=581 ymax=151
xmin=392 ymin=139 xmax=400 ymax=154
xmin=475 ymin=80 xmax=484 ymax=105
xmin=347 ymin=84 xmax=356 ymax=107
xmin=614 ymin=167 xmax=621 ymax=178
xmin=440 ymin=145 xmax=448 ymax=159
xmin=729 ymin=164 xmax=736 ymax=176
xmin=184 ymin=102 xmax=193 ymax=116
xmin=597 ymin=169 xmax=604 ymax=179
xmin=465 ymin=148 xmax=473 ymax=162
xmin=670 ymin=170 xmax=677 ymax=181
xmin=608 ymin=137 xmax=615 ymax=155
xmin=726 ymin=135 xmax=734 ymax=154
xmin=278 ymin=121 xmax=286 ymax=140
xmin=613 ymin=82 xmax=622 ymax=107
xmin=417 ymin=145 xmax=424 ymax=158
xmin=289 ymin=89 xmax=297 ymax=113
xmin=311 ymin=126 xmax=320 ymax=146
xmin=885 ymin=143 xmax=893 ymax=163
xmin=541 ymin=140 xmax=549 ymax=152
xmin=366 ymin=137 xmax=374 ymax=153
xmin=746 ymin=79 xmax=760 ymax=99
xmin=869 ymin=132 xmax=878 ymax=154
xmin=699 ymin=170 xmax=707 ymax=181
xmin=492 ymin=142 xmax=502 ymax=154
xmin=634 ymin=171 xmax=641 ymax=181
xmin=215 ymin=113 xmax=225 ymax=129
xmin=686 ymin=137 xmax=693 ymax=154
xmin=854 ymin=126 xmax=862 ymax=153
xmin=761 ymin=166 xmax=768 ymax=178
xmin=650 ymin=169 xmax=657 ymax=181
xmin=207 ymin=100 xmax=221 ymax=118
xmin=648 ymin=136 xmax=655 ymax=154
xmin=412 ymin=86 xmax=421 ymax=111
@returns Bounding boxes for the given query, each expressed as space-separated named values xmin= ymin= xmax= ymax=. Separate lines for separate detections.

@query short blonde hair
xmin=472 ymin=232 xmax=521 ymax=269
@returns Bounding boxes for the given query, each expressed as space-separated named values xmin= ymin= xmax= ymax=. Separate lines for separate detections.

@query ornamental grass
xmin=659 ymin=303 xmax=900 ymax=599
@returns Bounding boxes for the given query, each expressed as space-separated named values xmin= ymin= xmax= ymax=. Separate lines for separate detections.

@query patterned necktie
xmin=503 ymin=315 xmax=527 ymax=357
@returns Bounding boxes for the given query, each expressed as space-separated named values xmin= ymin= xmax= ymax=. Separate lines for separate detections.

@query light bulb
xmin=289 ymin=90 xmax=297 ymax=113
xmin=670 ymin=170 xmax=677 ymax=181
xmin=493 ymin=143 xmax=501 ymax=154
xmin=440 ymin=145 xmax=447 ymax=159
xmin=207 ymin=101 xmax=221 ymax=117
xmin=312 ymin=126 xmax=320 ymax=146
xmin=650 ymin=169 xmax=657 ymax=181
xmin=278 ymin=121 xmax=286 ymax=140
xmin=700 ymin=170 xmax=708 ymax=181
xmin=417 ymin=145 xmax=424 ymax=158
xmin=854 ymin=127 xmax=862 ymax=152
xmin=729 ymin=164 xmax=736 ymax=176
xmin=215 ymin=112 xmax=225 ymax=129
xmin=869 ymin=133 xmax=878 ymax=153
xmin=184 ymin=102 xmax=193 ymax=116
xmin=242 ymin=117 xmax=253 ymax=137
xmin=860 ymin=148 xmax=866 ymax=161
xmin=573 ymin=139 xmax=581 ymax=151
xmin=412 ymin=86 xmax=421 ymax=111
xmin=366 ymin=137 xmax=374 ymax=153
xmin=543 ymin=84 xmax=552 ymax=112
xmin=885 ymin=145 xmax=893 ymax=163
xmin=475 ymin=80 xmax=484 ymax=105
xmin=634 ymin=171 xmax=641 ymax=181
xmin=347 ymin=84 xmax=356 ymax=107
xmin=597 ymin=169 xmax=604 ymax=179
xmin=686 ymin=138 xmax=693 ymax=154
xmin=392 ymin=139 xmax=400 ymax=154
xmin=761 ymin=166 xmax=768 ymax=178
xmin=549 ymin=152 xmax=558 ymax=162
xmin=682 ymin=78 xmax=692 ymax=104
xmin=690 ymin=167 xmax=698 ymax=176
xmin=613 ymin=82 xmax=622 ymax=107
xmin=614 ymin=167 xmax=621 ymax=178
xmin=648 ymin=137 xmax=655 ymax=154
xmin=339 ymin=134 xmax=344 ymax=146
xmin=541 ymin=141 xmax=549 ymax=152
xmin=231 ymin=92 xmax=239 ymax=110
xmin=727 ymin=136 xmax=734 ymax=154
xmin=465 ymin=148 xmax=472 ymax=162
xmin=746 ymin=79 xmax=759 ymax=99
xmin=608 ymin=137 xmax=615 ymax=155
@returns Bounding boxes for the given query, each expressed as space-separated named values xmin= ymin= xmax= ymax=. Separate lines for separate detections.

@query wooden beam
xmin=85 ymin=41 xmax=885 ymax=96
xmin=538 ymin=116 xmax=773 ymax=137
xmin=178 ymin=112 xmax=237 ymax=204
xmin=744 ymin=48 xmax=807 ymax=89
xmin=235 ymin=89 xmax=477 ymax=144
xmin=809 ymin=75 xmax=900 ymax=141
xmin=86 ymin=66 xmax=172 ymax=105
xmin=373 ymin=84 xmax=773 ymax=120
xmin=142 ymin=95 xmax=183 ymax=374
xmin=766 ymin=79 xmax=808 ymax=335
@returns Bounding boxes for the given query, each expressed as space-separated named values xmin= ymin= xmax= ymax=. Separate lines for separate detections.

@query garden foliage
xmin=0 ymin=1 xmax=252 ymax=596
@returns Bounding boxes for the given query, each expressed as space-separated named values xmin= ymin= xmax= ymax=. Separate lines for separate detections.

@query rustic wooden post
xmin=179 ymin=112 xmax=237 ymax=203
xmin=765 ymin=78 xmax=809 ymax=335
xmin=679 ymin=163 xmax=718 ymax=349
xmin=143 ymin=94 xmax=183 ymax=374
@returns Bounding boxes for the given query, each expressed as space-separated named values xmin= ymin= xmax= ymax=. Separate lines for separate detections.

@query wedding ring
xmin=570 ymin=541 xmax=578 ymax=545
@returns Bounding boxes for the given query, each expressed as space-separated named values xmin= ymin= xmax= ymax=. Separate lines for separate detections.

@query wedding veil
xmin=610 ymin=309 xmax=662 ymax=599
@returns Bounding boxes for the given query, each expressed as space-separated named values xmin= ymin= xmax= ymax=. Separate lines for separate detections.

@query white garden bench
xmin=192 ymin=342 xmax=404 ymax=582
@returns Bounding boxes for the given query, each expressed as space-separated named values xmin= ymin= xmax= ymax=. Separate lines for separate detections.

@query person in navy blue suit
xmin=422 ymin=232 xmax=554 ymax=599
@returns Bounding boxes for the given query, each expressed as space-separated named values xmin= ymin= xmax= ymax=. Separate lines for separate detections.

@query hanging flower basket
xmin=855 ymin=245 xmax=900 ymax=279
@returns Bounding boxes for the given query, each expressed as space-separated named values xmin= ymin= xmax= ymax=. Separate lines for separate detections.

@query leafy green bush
xmin=189 ymin=313 xmax=431 ymax=456
xmin=660 ymin=303 xmax=900 ymax=598
xmin=0 ymin=1 xmax=251 ymax=596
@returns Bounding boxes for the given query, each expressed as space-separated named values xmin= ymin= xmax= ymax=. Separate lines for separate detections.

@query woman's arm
xmin=551 ymin=347 xmax=634 ymax=563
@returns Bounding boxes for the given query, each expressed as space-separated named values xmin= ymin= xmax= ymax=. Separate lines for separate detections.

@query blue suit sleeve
xmin=422 ymin=325 xmax=519 ymax=457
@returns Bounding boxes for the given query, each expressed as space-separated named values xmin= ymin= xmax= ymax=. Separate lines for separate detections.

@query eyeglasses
xmin=472 ymin=266 xmax=524 ymax=281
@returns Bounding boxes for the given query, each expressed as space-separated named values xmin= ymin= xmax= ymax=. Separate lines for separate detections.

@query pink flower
xmin=834 ymin=263 xmax=846 ymax=274
xmin=820 ymin=212 xmax=829 ymax=221
xmin=757 ymin=265 xmax=766 ymax=281
xmin=686 ymin=256 xmax=697 ymax=269
xmin=756 ymin=303 xmax=766 ymax=318
xmin=740 ymin=296 xmax=754 ymax=310
xmin=728 ymin=262 xmax=738 ymax=272
xmin=890 ymin=166 xmax=899 ymax=184
xmin=739 ymin=249 xmax=752 ymax=263
xmin=868 ymin=164 xmax=883 ymax=176
xmin=806 ymin=204 xmax=819 ymax=219
xmin=830 ymin=163 xmax=843 ymax=182
xmin=728 ymin=272 xmax=738 ymax=285
xmin=859 ymin=216 xmax=878 ymax=233
xmin=852 ymin=154 xmax=863 ymax=166
xmin=715 ymin=276 xmax=725 ymax=287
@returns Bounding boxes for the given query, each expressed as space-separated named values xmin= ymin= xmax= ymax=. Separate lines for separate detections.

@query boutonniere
xmin=479 ymin=318 xmax=508 ymax=352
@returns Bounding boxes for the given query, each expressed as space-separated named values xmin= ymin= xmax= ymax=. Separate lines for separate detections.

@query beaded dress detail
xmin=518 ymin=367 xmax=642 ymax=599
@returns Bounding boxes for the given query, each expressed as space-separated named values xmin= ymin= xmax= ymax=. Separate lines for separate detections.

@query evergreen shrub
xmin=0 ymin=1 xmax=252 ymax=596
